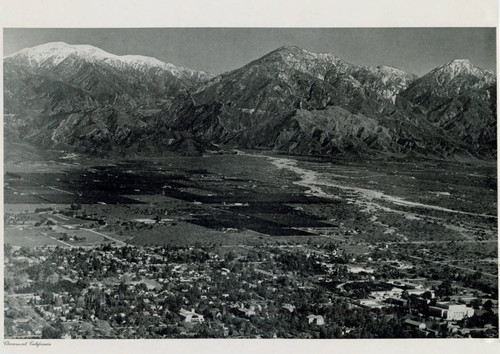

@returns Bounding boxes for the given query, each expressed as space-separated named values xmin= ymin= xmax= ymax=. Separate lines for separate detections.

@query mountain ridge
xmin=3 ymin=43 xmax=496 ymax=160
xmin=4 ymin=42 xmax=214 ymax=81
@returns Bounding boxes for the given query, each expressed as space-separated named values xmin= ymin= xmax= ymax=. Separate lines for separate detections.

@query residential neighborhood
xmin=4 ymin=239 xmax=498 ymax=339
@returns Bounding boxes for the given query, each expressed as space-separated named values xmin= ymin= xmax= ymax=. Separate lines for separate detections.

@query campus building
xmin=429 ymin=302 xmax=474 ymax=321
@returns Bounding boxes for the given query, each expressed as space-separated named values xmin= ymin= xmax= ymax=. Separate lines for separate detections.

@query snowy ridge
xmin=374 ymin=65 xmax=410 ymax=77
xmin=427 ymin=59 xmax=496 ymax=86
xmin=5 ymin=42 xmax=211 ymax=80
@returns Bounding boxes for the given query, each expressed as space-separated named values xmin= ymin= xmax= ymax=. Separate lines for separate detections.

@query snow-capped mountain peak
xmin=6 ymin=42 xmax=113 ymax=66
xmin=427 ymin=58 xmax=495 ymax=86
xmin=4 ymin=42 xmax=212 ymax=80
xmin=440 ymin=59 xmax=475 ymax=75
xmin=375 ymin=65 xmax=409 ymax=77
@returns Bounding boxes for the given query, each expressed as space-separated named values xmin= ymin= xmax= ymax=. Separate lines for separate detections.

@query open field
xmin=5 ymin=152 xmax=497 ymax=247
xmin=4 ymin=226 xmax=62 ymax=248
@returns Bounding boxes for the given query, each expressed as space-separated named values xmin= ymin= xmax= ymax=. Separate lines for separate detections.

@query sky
xmin=3 ymin=28 xmax=496 ymax=77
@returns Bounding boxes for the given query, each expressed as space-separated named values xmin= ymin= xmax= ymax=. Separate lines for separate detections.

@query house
xmin=447 ymin=323 xmax=460 ymax=334
xmin=425 ymin=328 xmax=440 ymax=337
xmin=404 ymin=319 xmax=426 ymax=330
xmin=231 ymin=304 xmax=256 ymax=318
xmin=359 ymin=299 xmax=387 ymax=309
xmin=385 ymin=298 xmax=407 ymax=306
xmin=208 ymin=308 xmax=222 ymax=319
xmin=347 ymin=265 xmax=374 ymax=274
xmin=179 ymin=308 xmax=204 ymax=324
xmin=459 ymin=328 xmax=472 ymax=337
xmin=238 ymin=307 xmax=256 ymax=318
xmin=306 ymin=315 xmax=325 ymax=326
xmin=407 ymin=288 xmax=434 ymax=297
xmin=371 ymin=287 xmax=404 ymax=300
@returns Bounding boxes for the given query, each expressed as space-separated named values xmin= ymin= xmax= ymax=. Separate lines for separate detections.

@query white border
xmin=0 ymin=1 xmax=498 ymax=354
xmin=0 ymin=0 xmax=498 ymax=28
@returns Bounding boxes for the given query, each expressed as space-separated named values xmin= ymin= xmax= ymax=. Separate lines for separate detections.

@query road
xmin=6 ymin=296 xmax=51 ymax=331
xmin=41 ymin=232 xmax=75 ymax=248
xmin=379 ymin=239 xmax=497 ymax=245
xmin=406 ymin=254 xmax=497 ymax=278
xmin=81 ymin=228 xmax=126 ymax=246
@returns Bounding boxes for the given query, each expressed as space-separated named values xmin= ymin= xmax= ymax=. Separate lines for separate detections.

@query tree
xmin=224 ymin=251 xmax=236 ymax=262
xmin=42 ymin=321 xmax=63 ymax=339
xmin=470 ymin=298 xmax=482 ymax=310
xmin=42 ymin=326 xmax=61 ymax=339
xmin=422 ymin=291 xmax=433 ymax=300
xmin=4 ymin=244 xmax=12 ymax=257
xmin=436 ymin=279 xmax=453 ymax=297
xmin=483 ymin=300 xmax=493 ymax=312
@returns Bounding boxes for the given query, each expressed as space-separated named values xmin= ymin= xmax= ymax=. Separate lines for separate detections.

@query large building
xmin=429 ymin=302 xmax=474 ymax=321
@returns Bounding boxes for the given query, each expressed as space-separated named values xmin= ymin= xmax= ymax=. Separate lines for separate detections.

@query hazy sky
xmin=3 ymin=28 xmax=496 ymax=77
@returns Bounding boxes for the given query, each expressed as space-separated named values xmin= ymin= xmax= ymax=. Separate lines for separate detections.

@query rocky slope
xmin=4 ymin=42 xmax=213 ymax=155
xmin=162 ymin=46 xmax=495 ymax=158
xmin=3 ymin=44 xmax=496 ymax=159
xmin=5 ymin=42 xmax=212 ymax=108
xmin=400 ymin=59 xmax=497 ymax=156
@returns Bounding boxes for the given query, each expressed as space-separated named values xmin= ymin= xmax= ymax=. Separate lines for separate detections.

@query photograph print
xmin=2 ymin=27 xmax=498 ymax=339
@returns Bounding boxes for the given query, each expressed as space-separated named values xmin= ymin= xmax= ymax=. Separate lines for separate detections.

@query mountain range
xmin=3 ymin=42 xmax=497 ymax=160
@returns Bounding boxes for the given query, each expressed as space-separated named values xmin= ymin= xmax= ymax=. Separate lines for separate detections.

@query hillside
xmin=3 ymin=44 xmax=496 ymax=160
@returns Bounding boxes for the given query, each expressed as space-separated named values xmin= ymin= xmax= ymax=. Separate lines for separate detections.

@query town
xmin=5 ymin=228 xmax=498 ymax=338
